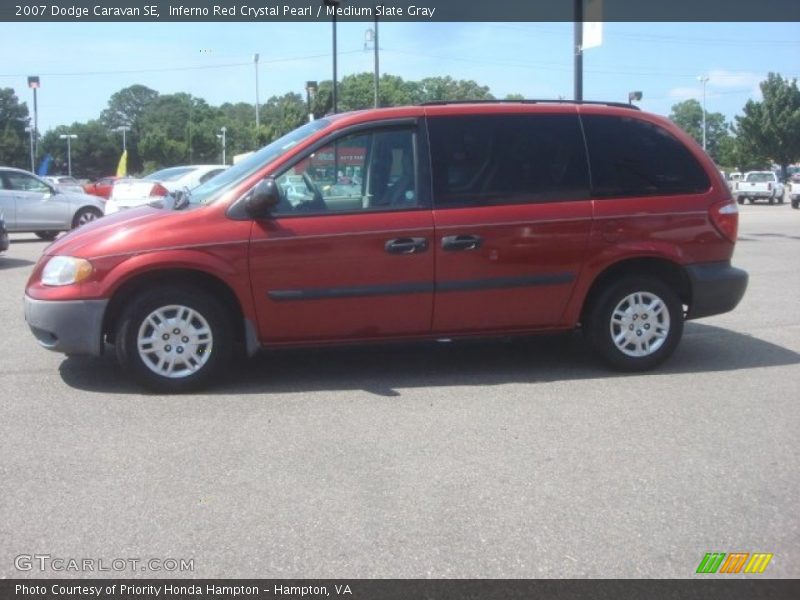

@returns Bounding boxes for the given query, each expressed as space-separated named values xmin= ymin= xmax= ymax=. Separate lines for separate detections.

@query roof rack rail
xmin=418 ymin=99 xmax=641 ymax=110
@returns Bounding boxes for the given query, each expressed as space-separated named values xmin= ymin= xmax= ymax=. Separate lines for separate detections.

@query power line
xmin=0 ymin=49 xmax=364 ymax=79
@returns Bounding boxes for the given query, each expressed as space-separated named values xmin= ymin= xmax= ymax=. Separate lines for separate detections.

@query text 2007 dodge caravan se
xmin=25 ymin=101 xmax=748 ymax=392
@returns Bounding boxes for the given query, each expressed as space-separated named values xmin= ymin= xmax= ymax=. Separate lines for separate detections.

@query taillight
xmin=734 ymin=182 xmax=739 ymax=191
xmin=710 ymin=200 xmax=739 ymax=243
xmin=767 ymin=182 xmax=772 ymax=191
xmin=149 ymin=183 xmax=169 ymax=197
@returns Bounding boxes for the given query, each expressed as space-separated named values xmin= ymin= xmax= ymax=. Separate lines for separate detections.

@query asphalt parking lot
xmin=1 ymin=202 xmax=798 ymax=579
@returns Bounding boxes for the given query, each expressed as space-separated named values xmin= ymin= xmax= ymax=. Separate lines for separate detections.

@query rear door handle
xmin=385 ymin=237 xmax=428 ymax=254
xmin=441 ymin=234 xmax=482 ymax=251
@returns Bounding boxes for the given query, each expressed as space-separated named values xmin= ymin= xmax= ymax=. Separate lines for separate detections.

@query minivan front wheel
xmin=115 ymin=286 xmax=233 ymax=392
xmin=587 ymin=277 xmax=683 ymax=371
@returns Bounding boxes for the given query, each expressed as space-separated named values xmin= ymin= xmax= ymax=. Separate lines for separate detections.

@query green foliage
xmin=0 ymin=87 xmax=31 ymax=169
xmin=668 ymin=99 xmax=730 ymax=163
xmin=735 ymin=73 xmax=800 ymax=176
xmin=39 ymin=120 xmax=122 ymax=180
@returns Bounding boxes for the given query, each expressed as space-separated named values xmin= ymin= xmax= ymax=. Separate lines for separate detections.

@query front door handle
xmin=385 ymin=237 xmax=428 ymax=255
xmin=441 ymin=234 xmax=482 ymax=251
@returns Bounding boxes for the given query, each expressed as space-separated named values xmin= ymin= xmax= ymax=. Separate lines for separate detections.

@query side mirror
xmin=245 ymin=178 xmax=280 ymax=218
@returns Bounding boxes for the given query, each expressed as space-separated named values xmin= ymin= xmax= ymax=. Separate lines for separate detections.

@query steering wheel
xmin=301 ymin=172 xmax=326 ymax=211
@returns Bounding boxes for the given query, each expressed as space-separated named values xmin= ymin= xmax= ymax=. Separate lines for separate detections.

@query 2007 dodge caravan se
xmin=24 ymin=101 xmax=748 ymax=391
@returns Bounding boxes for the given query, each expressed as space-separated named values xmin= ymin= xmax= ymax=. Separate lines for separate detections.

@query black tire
xmin=778 ymin=194 xmax=784 ymax=204
xmin=586 ymin=277 xmax=684 ymax=371
xmin=34 ymin=231 xmax=59 ymax=241
xmin=737 ymin=196 xmax=744 ymax=205
xmin=792 ymin=199 xmax=799 ymax=209
xmin=115 ymin=285 xmax=233 ymax=392
xmin=768 ymin=195 xmax=774 ymax=204
xmin=72 ymin=207 xmax=102 ymax=228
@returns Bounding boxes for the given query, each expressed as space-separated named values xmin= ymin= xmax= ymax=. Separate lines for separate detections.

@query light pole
xmin=698 ymin=75 xmax=709 ymax=152
xmin=114 ymin=125 xmax=131 ymax=152
xmin=254 ymin=53 xmax=260 ymax=132
xmin=628 ymin=91 xmax=642 ymax=105
xmin=306 ymin=81 xmax=318 ymax=122
xmin=27 ymin=76 xmax=40 ymax=163
xmin=217 ymin=126 xmax=227 ymax=164
xmin=24 ymin=125 xmax=35 ymax=172
xmin=59 ymin=134 xmax=78 ymax=177
xmin=364 ymin=19 xmax=379 ymax=108
xmin=323 ymin=0 xmax=340 ymax=113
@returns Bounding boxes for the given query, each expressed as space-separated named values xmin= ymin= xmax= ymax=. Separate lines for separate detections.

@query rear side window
xmin=427 ymin=114 xmax=590 ymax=207
xmin=581 ymin=114 xmax=710 ymax=197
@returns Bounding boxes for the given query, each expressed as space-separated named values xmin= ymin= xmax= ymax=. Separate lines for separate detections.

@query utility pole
xmin=254 ymin=53 xmax=260 ymax=132
xmin=698 ymin=75 xmax=709 ymax=151
xmin=574 ymin=0 xmax=583 ymax=101
xmin=27 ymin=76 xmax=40 ymax=164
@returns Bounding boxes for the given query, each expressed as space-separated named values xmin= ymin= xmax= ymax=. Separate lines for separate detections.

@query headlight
xmin=41 ymin=256 xmax=93 ymax=286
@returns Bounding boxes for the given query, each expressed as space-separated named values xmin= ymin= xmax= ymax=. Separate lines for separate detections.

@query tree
xmin=716 ymin=135 xmax=770 ymax=172
xmin=39 ymin=120 xmax=121 ymax=179
xmin=0 ymin=87 xmax=31 ymax=169
xmin=411 ymin=76 xmax=494 ymax=103
xmin=735 ymin=73 xmax=800 ymax=177
xmin=669 ymin=99 xmax=730 ymax=163
xmin=258 ymin=93 xmax=307 ymax=144
xmin=100 ymin=85 xmax=159 ymax=173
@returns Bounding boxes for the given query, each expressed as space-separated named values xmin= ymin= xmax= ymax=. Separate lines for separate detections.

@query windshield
xmin=189 ymin=118 xmax=331 ymax=206
xmin=745 ymin=172 xmax=773 ymax=182
xmin=144 ymin=166 xmax=196 ymax=182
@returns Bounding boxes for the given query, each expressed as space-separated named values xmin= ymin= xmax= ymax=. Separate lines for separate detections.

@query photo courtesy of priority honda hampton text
xmin=24 ymin=101 xmax=748 ymax=392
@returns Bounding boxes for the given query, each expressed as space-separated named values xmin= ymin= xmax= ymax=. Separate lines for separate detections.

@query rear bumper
xmin=24 ymin=295 xmax=108 ymax=356
xmin=686 ymin=262 xmax=748 ymax=320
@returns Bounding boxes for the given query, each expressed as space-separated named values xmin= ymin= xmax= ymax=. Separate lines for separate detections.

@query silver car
xmin=0 ymin=167 xmax=105 ymax=240
xmin=43 ymin=175 xmax=86 ymax=195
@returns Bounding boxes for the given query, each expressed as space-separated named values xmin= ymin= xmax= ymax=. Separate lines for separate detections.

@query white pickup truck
xmin=734 ymin=171 xmax=785 ymax=204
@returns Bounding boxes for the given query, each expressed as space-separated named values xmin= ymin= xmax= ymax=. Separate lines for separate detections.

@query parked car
xmin=0 ymin=167 xmax=105 ymax=240
xmin=43 ymin=176 xmax=85 ymax=194
xmin=105 ymin=165 xmax=227 ymax=214
xmin=0 ymin=212 xmax=8 ymax=254
xmin=734 ymin=171 xmax=785 ymax=204
xmin=83 ymin=175 xmax=119 ymax=200
xmin=789 ymin=177 xmax=800 ymax=209
xmin=24 ymin=101 xmax=748 ymax=392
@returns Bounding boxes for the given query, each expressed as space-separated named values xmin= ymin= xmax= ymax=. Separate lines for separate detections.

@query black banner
xmin=1 ymin=0 xmax=800 ymax=22
xmin=3 ymin=580 xmax=800 ymax=600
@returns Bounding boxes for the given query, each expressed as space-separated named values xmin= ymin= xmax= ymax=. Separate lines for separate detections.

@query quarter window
xmin=427 ymin=114 xmax=590 ymax=207
xmin=273 ymin=128 xmax=418 ymax=215
xmin=581 ymin=114 xmax=710 ymax=197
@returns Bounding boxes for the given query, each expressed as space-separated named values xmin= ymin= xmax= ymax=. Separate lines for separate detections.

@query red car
xmin=83 ymin=176 xmax=119 ymax=199
xmin=24 ymin=101 xmax=748 ymax=392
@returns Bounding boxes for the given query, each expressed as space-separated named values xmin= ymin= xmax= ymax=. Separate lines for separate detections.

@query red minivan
xmin=24 ymin=101 xmax=748 ymax=391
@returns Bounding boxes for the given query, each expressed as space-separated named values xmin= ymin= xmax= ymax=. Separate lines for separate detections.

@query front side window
xmin=427 ymin=114 xmax=590 ymax=208
xmin=272 ymin=128 xmax=418 ymax=215
xmin=581 ymin=114 xmax=710 ymax=198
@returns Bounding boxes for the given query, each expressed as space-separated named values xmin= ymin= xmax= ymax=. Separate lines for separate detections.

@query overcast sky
xmin=1 ymin=21 xmax=798 ymax=132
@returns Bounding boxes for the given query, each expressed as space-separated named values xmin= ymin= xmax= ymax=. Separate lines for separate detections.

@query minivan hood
xmin=45 ymin=206 xmax=199 ymax=258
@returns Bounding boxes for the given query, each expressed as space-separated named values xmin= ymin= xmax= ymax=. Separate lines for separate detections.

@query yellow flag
xmin=116 ymin=150 xmax=127 ymax=177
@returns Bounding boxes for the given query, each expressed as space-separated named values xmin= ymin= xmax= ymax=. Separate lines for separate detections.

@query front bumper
xmin=24 ymin=295 xmax=108 ymax=356
xmin=686 ymin=262 xmax=748 ymax=320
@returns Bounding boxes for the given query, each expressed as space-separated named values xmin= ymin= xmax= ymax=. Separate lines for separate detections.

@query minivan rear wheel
xmin=115 ymin=286 xmax=233 ymax=392
xmin=587 ymin=277 xmax=683 ymax=371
